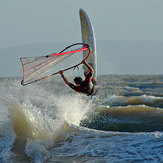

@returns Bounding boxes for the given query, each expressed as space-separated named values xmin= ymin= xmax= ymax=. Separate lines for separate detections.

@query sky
xmin=0 ymin=0 xmax=163 ymax=76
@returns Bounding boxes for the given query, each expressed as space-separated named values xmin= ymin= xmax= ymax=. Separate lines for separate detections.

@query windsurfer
xmin=59 ymin=59 xmax=98 ymax=96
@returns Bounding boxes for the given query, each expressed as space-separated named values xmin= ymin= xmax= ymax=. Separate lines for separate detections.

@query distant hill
xmin=0 ymin=42 xmax=68 ymax=77
xmin=0 ymin=40 xmax=163 ymax=77
xmin=96 ymin=40 xmax=163 ymax=75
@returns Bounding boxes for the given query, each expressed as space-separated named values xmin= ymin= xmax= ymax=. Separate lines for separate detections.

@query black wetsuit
xmin=69 ymin=72 xmax=98 ymax=96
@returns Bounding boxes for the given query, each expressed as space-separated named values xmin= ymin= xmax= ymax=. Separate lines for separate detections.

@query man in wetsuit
xmin=59 ymin=59 xmax=98 ymax=96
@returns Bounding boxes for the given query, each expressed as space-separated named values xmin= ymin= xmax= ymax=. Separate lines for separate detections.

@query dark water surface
xmin=0 ymin=75 xmax=162 ymax=162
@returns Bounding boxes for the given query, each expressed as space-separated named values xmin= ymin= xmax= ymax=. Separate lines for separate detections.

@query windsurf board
xmin=79 ymin=8 xmax=97 ymax=80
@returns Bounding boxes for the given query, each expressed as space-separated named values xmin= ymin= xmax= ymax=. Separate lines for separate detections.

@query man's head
xmin=74 ymin=77 xmax=83 ymax=85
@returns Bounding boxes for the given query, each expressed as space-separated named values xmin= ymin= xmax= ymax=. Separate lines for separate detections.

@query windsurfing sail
xmin=20 ymin=43 xmax=90 ymax=86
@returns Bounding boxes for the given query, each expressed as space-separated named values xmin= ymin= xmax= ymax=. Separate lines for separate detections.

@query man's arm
xmin=81 ymin=60 xmax=94 ymax=74
xmin=59 ymin=70 xmax=71 ymax=86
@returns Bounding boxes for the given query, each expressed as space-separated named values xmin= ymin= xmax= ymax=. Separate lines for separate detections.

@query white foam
xmin=54 ymin=94 xmax=91 ymax=126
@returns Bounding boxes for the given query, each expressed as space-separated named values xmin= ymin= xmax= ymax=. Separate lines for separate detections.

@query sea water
xmin=0 ymin=75 xmax=163 ymax=163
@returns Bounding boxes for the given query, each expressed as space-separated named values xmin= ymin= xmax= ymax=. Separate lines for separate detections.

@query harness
xmin=80 ymin=81 xmax=93 ymax=96
xmin=80 ymin=78 xmax=98 ymax=96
